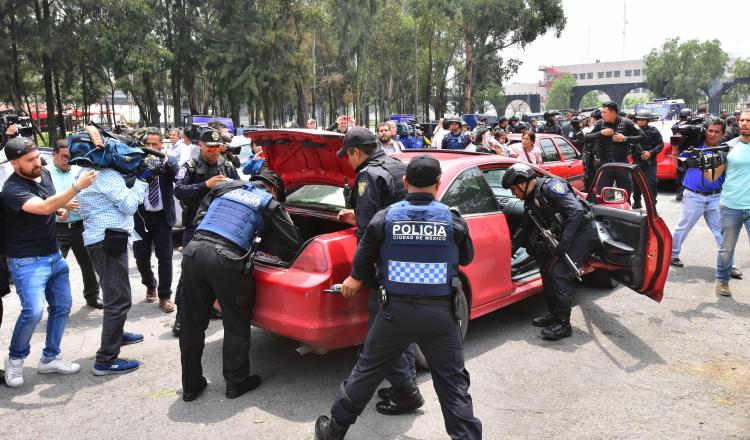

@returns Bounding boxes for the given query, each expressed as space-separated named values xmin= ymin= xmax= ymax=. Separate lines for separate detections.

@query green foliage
xmin=722 ymin=58 xmax=750 ymax=106
xmin=622 ymin=93 xmax=653 ymax=111
xmin=579 ymin=91 xmax=603 ymax=109
xmin=644 ymin=38 xmax=728 ymax=105
xmin=546 ymin=74 xmax=576 ymax=110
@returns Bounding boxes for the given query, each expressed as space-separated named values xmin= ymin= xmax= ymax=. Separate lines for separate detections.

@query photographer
xmin=715 ymin=110 xmax=750 ymax=296
xmin=632 ymin=110 xmax=664 ymax=209
xmin=77 ymin=127 xmax=150 ymax=376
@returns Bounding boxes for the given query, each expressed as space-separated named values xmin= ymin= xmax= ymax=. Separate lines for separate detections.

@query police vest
xmin=356 ymin=157 xmax=407 ymax=206
xmin=443 ymin=132 xmax=468 ymax=150
xmin=379 ymin=200 xmax=458 ymax=297
xmin=196 ymin=184 xmax=272 ymax=251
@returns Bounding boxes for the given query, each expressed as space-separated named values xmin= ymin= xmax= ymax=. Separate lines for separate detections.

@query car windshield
xmin=482 ymin=168 xmax=514 ymax=198
xmin=285 ymin=184 xmax=345 ymax=211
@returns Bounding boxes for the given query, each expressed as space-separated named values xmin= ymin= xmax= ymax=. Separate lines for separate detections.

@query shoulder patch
xmin=177 ymin=166 xmax=187 ymax=180
xmin=358 ymin=180 xmax=367 ymax=196
xmin=550 ymin=181 xmax=567 ymax=196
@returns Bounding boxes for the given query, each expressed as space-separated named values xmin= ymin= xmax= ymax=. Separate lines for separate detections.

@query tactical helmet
xmin=461 ymin=120 xmax=469 ymax=127
xmin=543 ymin=110 xmax=559 ymax=120
xmin=250 ymin=170 xmax=286 ymax=203
xmin=501 ymin=163 xmax=536 ymax=189
xmin=679 ymin=108 xmax=693 ymax=119
xmin=509 ymin=116 xmax=519 ymax=122
xmin=445 ymin=116 xmax=462 ymax=125
xmin=590 ymin=109 xmax=603 ymax=120
xmin=515 ymin=121 xmax=528 ymax=131
xmin=635 ymin=110 xmax=652 ymax=120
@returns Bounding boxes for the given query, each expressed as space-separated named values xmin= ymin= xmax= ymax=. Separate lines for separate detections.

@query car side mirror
xmin=601 ymin=187 xmax=628 ymax=204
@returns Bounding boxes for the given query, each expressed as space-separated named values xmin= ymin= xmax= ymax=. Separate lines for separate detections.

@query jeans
xmin=716 ymin=205 xmax=750 ymax=283
xmin=7 ymin=252 xmax=72 ymax=360
xmin=671 ymin=190 xmax=723 ymax=259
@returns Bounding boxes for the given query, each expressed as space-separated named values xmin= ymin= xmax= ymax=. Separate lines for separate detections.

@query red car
xmin=245 ymin=129 xmax=672 ymax=352
xmin=507 ymin=133 xmax=585 ymax=191
xmin=649 ymin=120 xmax=679 ymax=181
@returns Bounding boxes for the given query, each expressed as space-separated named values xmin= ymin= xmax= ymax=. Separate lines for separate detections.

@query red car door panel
xmin=461 ymin=214 xmax=514 ymax=307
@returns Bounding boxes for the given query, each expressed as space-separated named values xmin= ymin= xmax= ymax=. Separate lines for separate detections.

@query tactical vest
xmin=195 ymin=184 xmax=272 ymax=252
xmin=183 ymin=157 xmax=236 ymax=217
xmin=353 ymin=157 xmax=407 ymax=208
xmin=379 ymin=200 xmax=458 ymax=297
xmin=443 ymin=132 xmax=468 ymax=150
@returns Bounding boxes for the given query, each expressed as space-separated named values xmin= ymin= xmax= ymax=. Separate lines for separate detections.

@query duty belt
xmin=387 ymin=295 xmax=452 ymax=306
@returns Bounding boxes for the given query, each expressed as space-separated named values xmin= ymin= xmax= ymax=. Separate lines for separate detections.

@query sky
xmin=505 ymin=0 xmax=750 ymax=84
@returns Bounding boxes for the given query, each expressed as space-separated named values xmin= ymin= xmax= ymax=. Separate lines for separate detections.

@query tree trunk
xmin=54 ymin=72 xmax=66 ymax=136
xmin=142 ymin=72 xmax=160 ymax=125
xmin=35 ymin=0 xmax=56 ymax=145
xmin=462 ymin=30 xmax=475 ymax=114
xmin=294 ymin=80 xmax=309 ymax=127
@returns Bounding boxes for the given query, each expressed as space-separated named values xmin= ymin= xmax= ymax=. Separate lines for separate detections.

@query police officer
xmin=441 ymin=117 xmax=470 ymax=150
xmin=672 ymin=108 xmax=694 ymax=201
xmin=632 ymin=110 xmax=664 ymax=209
xmin=179 ymin=170 xmax=301 ymax=402
xmin=581 ymin=110 xmax=602 ymax=193
xmin=564 ymin=116 xmax=584 ymax=149
xmin=508 ymin=115 xmax=520 ymax=133
xmin=315 ymin=155 xmax=481 ymax=440
xmin=334 ymin=127 xmax=420 ymax=414
xmin=502 ymin=163 xmax=597 ymax=340
xmin=172 ymin=128 xmax=240 ymax=336
xmin=537 ymin=111 xmax=562 ymax=135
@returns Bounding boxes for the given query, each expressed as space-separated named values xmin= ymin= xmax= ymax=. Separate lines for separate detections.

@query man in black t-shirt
xmin=1 ymin=137 xmax=97 ymax=388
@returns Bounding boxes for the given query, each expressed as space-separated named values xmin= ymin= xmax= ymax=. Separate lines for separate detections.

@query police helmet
xmin=635 ymin=110 xmax=652 ymax=121
xmin=445 ymin=116 xmax=462 ymax=125
xmin=544 ymin=110 xmax=559 ymax=121
xmin=679 ymin=108 xmax=693 ymax=119
xmin=501 ymin=163 xmax=536 ymax=189
xmin=590 ymin=109 xmax=602 ymax=120
xmin=509 ymin=116 xmax=519 ymax=122
xmin=515 ymin=121 xmax=528 ymax=131
xmin=250 ymin=170 xmax=286 ymax=203
xmin=461 ymin=120 xmax=469 ymax=127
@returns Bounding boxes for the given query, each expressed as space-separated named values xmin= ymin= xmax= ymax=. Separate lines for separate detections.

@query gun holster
xmin=451 ymin=277 xmax=462 ymax=323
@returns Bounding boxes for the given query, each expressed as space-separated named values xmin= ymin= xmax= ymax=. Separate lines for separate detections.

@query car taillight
xmin=291 ymin=240 xmax=329 ymax=273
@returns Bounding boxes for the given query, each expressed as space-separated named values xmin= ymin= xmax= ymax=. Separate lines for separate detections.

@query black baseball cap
xmin=337 ymin=126 xmax=377 ymax=157
xmin=4 ymin=137 xmax=38 ymax=160
xmin=250 ymin=170 xmax=286 ymax=203
xmin=406 ymin=154 xmax=441 ymax=188
xmin=199 ymin=128 xmax=223 ymax=146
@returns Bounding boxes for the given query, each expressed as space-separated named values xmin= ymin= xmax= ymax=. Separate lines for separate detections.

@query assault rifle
xmin=527 ymin=210 xmax=583 ymax=281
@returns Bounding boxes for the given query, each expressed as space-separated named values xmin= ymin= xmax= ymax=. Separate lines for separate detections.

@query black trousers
xmin=174 ymin=224 xmax=197 ymax=309
xmin=633 ymin=161 xmax=658 ymax=206
xmin=331 ymin=300 xmax=482 ymax=440
xmin=133 ymin=211 xmax=174 ymax=299
xmin=87 ymin=243 xmax=132 ymax=364
xmin=539 ymin=226 xmax=598 ymax=323
xmin=57 ymin=222 xmax=99 ymax=301
xmin=597 ymin=165 xmax=633 ymax=203
xmin=366 ymin=291 xmax=416 ymax=387
xmin=179 ymin=239 xmax=254 ymax=393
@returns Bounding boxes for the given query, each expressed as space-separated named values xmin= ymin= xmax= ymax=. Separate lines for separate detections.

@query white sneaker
xmin=5 ymin=356 xmax=24 ymax=387
xmin=38 ymin=356 xmax=81 ymax=374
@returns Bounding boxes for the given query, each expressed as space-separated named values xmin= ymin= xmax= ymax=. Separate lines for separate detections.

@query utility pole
xmin=622 ymin=1 xmax=628 ymax=60
xmin=414 ymin=18 xmax=418 ymax=115
xmin=312 ymin=30 xmax=316 ymax=123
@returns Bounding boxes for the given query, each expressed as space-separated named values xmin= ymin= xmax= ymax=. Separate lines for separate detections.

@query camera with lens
xmin=676 ymin=144 xmax=729 ymax=173
xmin=670 ymin=117 xmax=706 ymax=149
xmin=1 ymin=113 xmax=34 ymax=138
xmin=183 ymin=123 xmax=211 ymax=143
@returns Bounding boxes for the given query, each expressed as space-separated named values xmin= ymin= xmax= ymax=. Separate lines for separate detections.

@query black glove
xmin=554 ymin=242 xmax=569 ymax=259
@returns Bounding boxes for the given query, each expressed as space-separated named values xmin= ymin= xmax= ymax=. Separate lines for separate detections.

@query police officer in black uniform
xmin=334 ymin=127 xmax=422 ymax=414
xmin=537 ymin=111 xmax=562 ymax=135
xmin=582 ymin=109 xmax=603 ymax=193
xmin=172 ymin=128 xmax=240 ymax=335
xmin=503 ymin=163 xmax=597 ymax=340
xmin=441 ymin=117 xmax=471 ymax=150
xmin=315 ymin=155 xmax=481 ymax=440
xmin=179 ymin=170 xmax=301 ymax=402
xmin=632 ymin=110 xmax=664 ymax=209
xmin=584 ymin=101 xmax=647 ymax=201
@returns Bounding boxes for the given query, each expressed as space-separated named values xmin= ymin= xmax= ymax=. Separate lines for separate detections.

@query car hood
xmin=246 ymin=129 xmax=355 ymax=189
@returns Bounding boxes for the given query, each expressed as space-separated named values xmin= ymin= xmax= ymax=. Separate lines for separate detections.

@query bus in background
xmin=635 ymin=98 xmax=686 ymax=121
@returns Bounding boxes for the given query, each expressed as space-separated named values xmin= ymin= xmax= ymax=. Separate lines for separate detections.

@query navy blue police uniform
xmin=179 ymin=177 xmax=301 ymax=400
xmin=513 ymin=177 xmax=597 ymax=337
xmin=317 ymin=178 xmax=482 ymax=439
xmin=441 ymin=131 xmax=470 ymax=150
xmin=632 ymin=124 xmax=664 ymax=208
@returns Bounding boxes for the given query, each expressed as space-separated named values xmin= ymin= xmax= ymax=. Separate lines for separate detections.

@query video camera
xmin=670 ymin=117 xmax=706 ymax=149
xmin=677 ymin=144 xmax=729 ymax=173
xmin=183 ymin=123 xmax=211 ymax=143
xmin=1 ymin=113 xmax=34 ymax=138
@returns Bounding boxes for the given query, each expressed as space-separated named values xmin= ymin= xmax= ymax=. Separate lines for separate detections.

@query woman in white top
xmin=508 ymin=131 xmax=543 ymax=165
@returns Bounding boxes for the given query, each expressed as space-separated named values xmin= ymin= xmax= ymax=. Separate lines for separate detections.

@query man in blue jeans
xmin=716 ymin=110 xmax=750 ymax=296
xmin=1 ymin=137 xmax=98 ymax=387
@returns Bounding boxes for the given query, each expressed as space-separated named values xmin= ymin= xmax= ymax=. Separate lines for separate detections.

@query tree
xmin=644 ymin=38 xmax=728 ymax=105
xmin=546 ymin=74 xmax=575 ymax=110
xmin=722 ymin=58 xmax=750 ymax=108
xmin=579 ymin=91 xmax=603 ymax=109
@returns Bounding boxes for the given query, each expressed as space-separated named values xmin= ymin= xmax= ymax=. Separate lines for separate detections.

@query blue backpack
xmin=68 ymin=133 xmax=146 ymax=175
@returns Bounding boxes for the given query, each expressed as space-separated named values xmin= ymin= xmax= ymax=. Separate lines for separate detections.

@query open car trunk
xmin=287 ymin=210 xmax=352 ymax=242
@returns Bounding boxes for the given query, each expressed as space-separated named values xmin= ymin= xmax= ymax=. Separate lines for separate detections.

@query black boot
xmin=375 ymin=383 xmax=424 ymax=415
xmin=532 ymin=313 xmax=557 ymax=327
xmin=315 ymin=415 xmax=349 ymax=440
xmin=377 ymin=386 xmax=393 ymax=401
xmin=541 ymin=321 xmax=572 ymax=340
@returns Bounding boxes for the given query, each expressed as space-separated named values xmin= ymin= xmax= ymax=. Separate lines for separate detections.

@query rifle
xmin=527 ymin=209 xmax=583 ymax=281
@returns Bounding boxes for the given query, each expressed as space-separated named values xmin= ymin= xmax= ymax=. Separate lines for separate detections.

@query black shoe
xmin=0 ymin=369 xmax=5 ymax=385
xmin=631 ymin=203 xmax=642 ymax=210
xmin=226 ymin=374 xmax=261 ymax=399
xmin=671 ymin=258 xmax=684 ymax=268
xmin=172 ymin=318 xmax=181 ymax=337
xmin=730 ymin=267 xmax=743 ymax=279
xmin=541 ymin=322 xmax=572 ymax=340
xmin=210 ymin=307 xmax=222 ymax=320
xmin=375 ymin=387 xmax=424 ymax=415
xmin=183 ymin=376 xmax=208 ymax=402
xmin=532 ymin=313 xmax=557 ymax=328
xmin=314 ymin=415 xmax=349 ymax=440
xmin=675 ymin=195 xmax=683 ymax=202
xmin=377 ymin=387 xmax=393 ymax=401
xmin=86 ymin=297 xmax=104 ymax=309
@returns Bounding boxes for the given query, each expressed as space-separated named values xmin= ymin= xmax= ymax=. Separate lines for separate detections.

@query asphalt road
xmin=1 ymin=186 xmax=748 ymax=440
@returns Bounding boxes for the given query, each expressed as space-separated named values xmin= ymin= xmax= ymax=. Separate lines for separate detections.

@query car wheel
xmin=584 ymin=270 xmax=619 ymax=289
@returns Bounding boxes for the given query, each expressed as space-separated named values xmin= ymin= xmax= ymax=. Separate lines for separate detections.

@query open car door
xmin=586 ymin=163 xmax=672 ymax=302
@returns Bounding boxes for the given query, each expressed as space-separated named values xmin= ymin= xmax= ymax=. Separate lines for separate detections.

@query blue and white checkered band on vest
xmin=442 ymin=132 xmax=468 ymax=150
xmin=379 ymin=200 xmax=458 ymax=297
xmin=196 ymin=184 xmax=272 ymax=251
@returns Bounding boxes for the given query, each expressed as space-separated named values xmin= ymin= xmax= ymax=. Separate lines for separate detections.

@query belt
xmin=686 ymin=188 xmax=721 ymax=196
xmin=57 ymin=220 xmax=83 ymax=229
xmin=388 ymin=295 xmax=452 ymax=306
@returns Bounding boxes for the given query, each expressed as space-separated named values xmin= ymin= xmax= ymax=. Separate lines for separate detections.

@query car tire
xmin=584 ymin=270 xmax=619 ymax=289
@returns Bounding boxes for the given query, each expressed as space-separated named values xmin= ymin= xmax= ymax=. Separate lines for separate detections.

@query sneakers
xmin=670 ymin=258 xmax=684 ymax=268
xmin=121 ymin=332 xmax=144 ymax=345
xmin=93 ymin=358 xmax=140 ymax=376
xmin=38 ymin=356 xmax=81 ymax=374
xmin=4 ymin=357 xmax=24 ymax=387
xmin=715 ymin=281 xmax=732 ymax=297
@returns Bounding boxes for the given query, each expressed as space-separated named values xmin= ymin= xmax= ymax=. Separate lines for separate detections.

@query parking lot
xmin=0 ymin=186 xmax=748 ymax=440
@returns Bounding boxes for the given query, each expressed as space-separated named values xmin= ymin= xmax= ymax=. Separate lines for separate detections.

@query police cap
xmin=501 ymin=163 xmax=536 ymax=189
xmin=336 ymin=126 xmax=377 ymax=157
xmin=406 ymin=154 xmax=441 ymax=188
xmin=635 ymin=110 xmax=651 ymax=120
xmin=199 ymin=128 xmax=223 ymax=146
xmin=250 ymin=170 xmax=287 ymax=203
xmin=3 ymin=137 xmax=38 ymax=160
